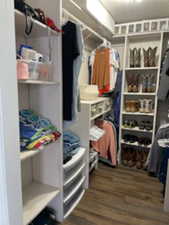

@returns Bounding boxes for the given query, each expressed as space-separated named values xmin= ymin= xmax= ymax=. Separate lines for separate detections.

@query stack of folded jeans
xmin=20 ymin=109 xmax=61 ymax=151
xmin=63 ymin=131 xmax=81 ymax=164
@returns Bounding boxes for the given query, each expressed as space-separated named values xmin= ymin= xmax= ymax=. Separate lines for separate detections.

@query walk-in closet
xmin=2 ymin=0 xmax=169 ymax=225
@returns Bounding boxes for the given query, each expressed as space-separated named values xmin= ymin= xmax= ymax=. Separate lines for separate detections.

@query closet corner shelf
xmin=122 ymin=111 xmax=154 ymax=116
xmin=123 ymin=92 xmax=156 ymax=96
xmin=64 ymin=189 xmax=85 ymax=220
xmin=18 ymin=80 xmax=59 ymax=85
xmin=121 ymin=140 xmax=152 ymax=149
xmin=15 ymin=9 xmax=59 ymax=37
xmin=122 ymin=126 xmax=153 ymax=133
xmin=23 ymin=182 xmax=60 ymax=225
xmin=125 ymin=67 xmax=159 ymax=71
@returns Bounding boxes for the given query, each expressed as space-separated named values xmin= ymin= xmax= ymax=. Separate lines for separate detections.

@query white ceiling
xmin=100 ymin=0 xmax=169 ymax=24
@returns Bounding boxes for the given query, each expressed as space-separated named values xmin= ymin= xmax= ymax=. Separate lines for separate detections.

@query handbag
xmin=14 ymin=0 xmax=26 ymax=13
xmin=14 ymin=0 xmax=40 ymax=35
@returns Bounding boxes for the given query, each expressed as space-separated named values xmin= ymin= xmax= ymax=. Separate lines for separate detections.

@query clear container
xmin=136 ymin=24 xmax=142 ymax=33
xmin=144 ymin=22 xmax=150 ymax=32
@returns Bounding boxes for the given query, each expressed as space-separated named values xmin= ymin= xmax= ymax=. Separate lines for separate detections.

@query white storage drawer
xmin=64 ymin=186 xmax=85 ymax=219
xmin=63 ymin=148 xmax=86 ymax=185
xmin=64 ymin=173 xmax=85 ymax=204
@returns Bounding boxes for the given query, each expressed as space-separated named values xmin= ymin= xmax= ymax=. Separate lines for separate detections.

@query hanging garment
xmin=91 ymin=120 xmax=117 ymax=166
xmin=72 ymin=24 xmax=84 ymax=119
xmin=62 ymin=21 xmax=79 ymax=121
xmin=92 ymin=48 xmax=110 ymax=95
xmin=113 ymin=71 xmax=123 ymax=131
xmin=148 ymin=125 xmax=169 ymax=175
xmin=158 ymin=50 xmax=169 ymax=100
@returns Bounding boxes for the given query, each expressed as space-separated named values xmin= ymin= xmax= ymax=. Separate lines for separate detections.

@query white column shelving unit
xmin=0 ymin=0 xmax=65 ymax=224
xmin=112 ymin=32 xmax=164 ymax=163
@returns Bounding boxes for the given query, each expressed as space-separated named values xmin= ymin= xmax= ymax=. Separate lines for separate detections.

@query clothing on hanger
xmin=62 ymin=21 xmax=83 ymax=122
xmin=91 ymin=120 xmax=117 ymax=166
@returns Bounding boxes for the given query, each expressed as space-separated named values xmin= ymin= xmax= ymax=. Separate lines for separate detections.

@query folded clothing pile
xmin=20 ymin=109 xmax=61 ymax=150
xmin=90 ymin=126 xmax=105 ymax=141
xmin=63 ymin=131 xmax=81 ymax=164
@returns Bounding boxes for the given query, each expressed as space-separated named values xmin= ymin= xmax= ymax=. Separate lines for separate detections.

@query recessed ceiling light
xmin=69 ymin=0 xmax=82 ymax=11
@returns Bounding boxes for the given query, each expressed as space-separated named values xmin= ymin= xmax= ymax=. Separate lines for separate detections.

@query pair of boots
xmin=142 ymin=74 xmax=156 ymax=93
xmin=130 ymin=48 xmax=141 ymax=68
xmin=126 ymin=74 xmax=139 ymax=92
xmin=143 ymin=47 xmax=157 ymax=67
xmin=125 ymin=100 xmax=139 ymax=112
xmin=122 ymin=148 xmax=148 ymax=169
xmin=139 ymin=99 xmax=153 ymax=113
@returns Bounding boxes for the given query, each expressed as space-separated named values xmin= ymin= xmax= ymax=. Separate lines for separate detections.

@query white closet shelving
xmin=113 ymin=31 xmax=164 ymax=163
xmin=70 ymin=98 xmax=112 ymax=182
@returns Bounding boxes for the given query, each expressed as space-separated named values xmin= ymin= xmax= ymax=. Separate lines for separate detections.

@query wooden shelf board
xmin=122 ymin=111 xmax=154 ymax=116
xmin=20 ymin=149 xmax=40 ymax=161
xmin=122 ymin=126 xmax=153 ymax=133
xmin=18 ymin=80 xmax=59 ymax=85
xmin=125 ymin=67 xmax=159 ymax=71
xmin=121 ymin=140 xmax=152 ymax=148
xmin=123 ymin=92 xmax=156 ymax=96
xmin=23 ymin=182 xmax=60 ymax=225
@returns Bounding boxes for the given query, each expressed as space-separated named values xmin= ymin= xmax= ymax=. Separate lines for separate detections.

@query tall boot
xmin=126 ymin=74 xmax=133 ymax=92
xmin=149 ymin=47 xmax=157 ymax=67
xmin=143 ymin=48 xmax=149 ymax=67
xmin=136 ymin=150 xmax=142 ymax=169
xmin=135 ymin=48 xmax=141 ymax=67
xmin=128 ymin=149 xmax=137 ymax=168
xmin=130 ymin=49 xmax=135 ymax=68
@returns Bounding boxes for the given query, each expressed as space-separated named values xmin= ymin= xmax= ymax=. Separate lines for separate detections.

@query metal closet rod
xmin=62 ymin=8 xmax=110 ymax=45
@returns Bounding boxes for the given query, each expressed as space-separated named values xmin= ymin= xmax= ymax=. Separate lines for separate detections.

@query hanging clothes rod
xmin=62 ymin=8 xmax=105 ymax=42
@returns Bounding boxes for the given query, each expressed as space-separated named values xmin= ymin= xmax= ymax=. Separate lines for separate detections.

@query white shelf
xmin=64 ymin=190 xmax=85 ymax=219
xmin=121 ymin=140 xmax=152 ymax=148
xmin=123 ymin=111 xmax=154 ymax=116
xmin=122 ymin=126 xmax=153 ymax=133
xmin=90 ymin=108 xmax=111 ymax=121
xmin=18 ymin=80 xmax=59 ymax=85
xmin=23 ymin=182 xmax=60 ymax=225
xmin=20 ymin=150 xmax=40 ymax=161
xmin=15 ymin=9 xmax=58 ymax=37
xmin=63 ymin=147 xmax=86 ymax=170
xmin=64 ymin=164 xmax=86 ymax=186
xmin=64 ymin=176 xmax=85 ymax=204
xmin=125 ymin=67 xmax=159 ymax=71
xmin=123 ymin=92 xmax=156 ymax=96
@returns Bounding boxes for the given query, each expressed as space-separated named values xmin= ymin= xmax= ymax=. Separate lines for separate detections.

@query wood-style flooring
xmin=62 ymin=163 xmax=169 ymax=225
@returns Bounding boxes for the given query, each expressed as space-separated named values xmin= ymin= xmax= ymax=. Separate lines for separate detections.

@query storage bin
xmin=17 ymin=60 xmax=53 ymax=81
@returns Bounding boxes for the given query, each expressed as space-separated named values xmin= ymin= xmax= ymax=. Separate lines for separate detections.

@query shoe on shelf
xmin=128 ymin=149 xmax=137 ymax=167
xmin=135 ymin=48 xmax=141 ymax=68
xmin=143 ymin=48 xmax=149 ymax=67
xmin=130 ymin=49 xmax=135 ymax=68
xmin=148 ymin=47 xmax=158 ymax=67
xmin=136 ymin=150 xmax=143 ymax=169
xmin=122 ymin=147 xmax=130 ymax=166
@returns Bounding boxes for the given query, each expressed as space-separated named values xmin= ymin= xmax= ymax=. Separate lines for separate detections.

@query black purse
xmin=14 ymin=0 xmax=26 ymax=13
xmin=15 ymin=0 xmax=41 ymax=35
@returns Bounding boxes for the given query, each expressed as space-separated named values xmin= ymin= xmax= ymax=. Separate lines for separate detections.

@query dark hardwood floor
xmin=62 ymin=163 xmax=169 ymax=225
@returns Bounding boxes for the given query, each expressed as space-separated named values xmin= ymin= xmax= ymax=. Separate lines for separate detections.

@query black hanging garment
xmin=62 ymin=21 xmax=79 ymax=121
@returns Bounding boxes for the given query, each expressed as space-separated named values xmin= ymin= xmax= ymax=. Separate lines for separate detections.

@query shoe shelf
xmin=18 ymin=80 xmax=60 ymax=85
xmin=15 ymin=9 xmax=59 ymax=37
xmin=122 ymin=111 xmax=154 ymax=116
xmin=23 ymin=182 xmax=60 ymax=225
xmin=123 ymin=92 xmax=156 ymax=96
xmin=122 ymin=126 xmax=153 ymax=133
xmin=125 ymin=67 xmax=159 ymax=71
xmin=121 ymin=140 xmax=152 ymax=149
